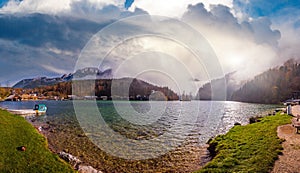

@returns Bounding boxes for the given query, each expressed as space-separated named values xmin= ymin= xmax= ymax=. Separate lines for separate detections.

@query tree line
xmin=1 ymin=78 xmax=179 ymax=101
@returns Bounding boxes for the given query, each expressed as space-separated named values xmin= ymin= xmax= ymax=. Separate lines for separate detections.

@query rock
xmin=21 ymin=146 xmax=26 ymax=151
xmin=78 ymin=165 xmax=103 ymax=173
xmin=17 ymin=146 xmax=26 ymax=151
xmin=234 ymin=122 xmax=241 ymax=126
xmin=249 ymin=116 xmax=262 ymax=124
xmin=249 ymin=117 xmax=257 ymax=124
xmin=77 ymin=134 xmax=85 ymax=137
xmin=59 ymin=151 xmax=82 ymax=168
xmin=38 ymin=126 xmax=42 ymax=132
xmin=42 ymin=124 xmax=50 ymax=130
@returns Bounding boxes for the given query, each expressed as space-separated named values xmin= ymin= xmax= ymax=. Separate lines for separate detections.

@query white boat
xmin=7 ymin=104 xmax=47 ymax=116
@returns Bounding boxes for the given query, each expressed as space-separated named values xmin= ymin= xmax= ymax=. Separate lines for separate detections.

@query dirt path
xmin=272 ymin=106 xmax=300 ymax=173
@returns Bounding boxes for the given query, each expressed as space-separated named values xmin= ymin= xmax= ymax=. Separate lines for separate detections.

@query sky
xmin=0 ymin=0 xmax=299 ymax=93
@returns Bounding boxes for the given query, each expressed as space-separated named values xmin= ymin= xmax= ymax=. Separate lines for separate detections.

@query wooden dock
xmin=6 ymin=109 xmax=46 ymax=116
xmin=3 ymin=104 xmax=47 ymax=117
xmin=7 ymin=109 xmax=41 ymax=116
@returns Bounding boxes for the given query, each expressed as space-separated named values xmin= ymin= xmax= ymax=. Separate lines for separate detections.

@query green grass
xmin=197 ymin=113 xmax=292 ymax=173
xmin=0 ymin=109 xmax=75 ymax=173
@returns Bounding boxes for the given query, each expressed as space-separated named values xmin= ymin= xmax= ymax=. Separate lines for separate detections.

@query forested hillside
xmin=231 ymin=59 xmax=300 ymax=104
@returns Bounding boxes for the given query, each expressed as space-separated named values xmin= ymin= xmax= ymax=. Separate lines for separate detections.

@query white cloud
xmin=0 ymin=0 xmax=124 ymax=15
xmin=41 ymin=64 xmax=71 ymax=74
xmin=181 ymin=3 xmax=281 ymax=81
xmin=0 ymin=0 xmax=72 ymax=14
xmin=276 ymin=22 xmax=300 ymax=61
xmin=129 ymin=0 xmax=233 ymax=18
xmin=48 ymin=47 xmax=75 ymax=56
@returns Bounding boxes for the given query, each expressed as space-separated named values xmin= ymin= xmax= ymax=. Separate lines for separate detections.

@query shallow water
xmin=0 ymin=100 xmax=278 ymax=172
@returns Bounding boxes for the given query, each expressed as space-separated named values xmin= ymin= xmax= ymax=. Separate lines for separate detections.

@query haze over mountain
xmin=231 ymin=59 xmax=300 ymax=104
xmin=196 ymin=59 xmax=300 ymax=104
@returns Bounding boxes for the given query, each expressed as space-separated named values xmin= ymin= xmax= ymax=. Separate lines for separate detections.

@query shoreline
xmin=0 ymin=108 xmax=75 ymax=172
xmin=198 ymin=110 xmax=291 ymax=172
xmin=0 ymin=103 xmax=285 ymax=172
xmin=24 ymin=114 xmax=103 ymax=173
xmin=0 ymin=102 xmax=211 ymax=172
xmin=0 ymin=107 xmax=101 ymax=173
xmin=24 ymin=106 xmax=281 ymax=172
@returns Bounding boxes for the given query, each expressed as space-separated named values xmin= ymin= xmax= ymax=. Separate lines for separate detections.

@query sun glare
xmin=228 ymin=56 xmax=243 ymax=68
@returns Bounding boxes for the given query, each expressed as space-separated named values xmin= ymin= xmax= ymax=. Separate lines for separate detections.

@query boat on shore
xmin=7 ymin=104 xmax=47 ymax=116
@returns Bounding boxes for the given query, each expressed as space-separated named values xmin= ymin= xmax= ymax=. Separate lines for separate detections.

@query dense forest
xmin=196 ymin=59 xmax=300 ymax=104
xmin=231 ymin=59 xmax=300 ymax=104
xmin=73 ymin=78 xmax=179 ymax=100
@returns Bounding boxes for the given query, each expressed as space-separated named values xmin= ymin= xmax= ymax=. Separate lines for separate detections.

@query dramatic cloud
xmin=232 ymin=0 xmax=300 ymax=72
xmin=182 ymin=3 xmax=282 ymax=81
xmin=0 ymin=0 xmax=299 ymax=90
xmin=0 ymin=39 xmax=75 ymax=85
xmin=0 ymin=1 xmax=147 ymax=85
xmin=128 ymin=0 xmax=233 ymax=17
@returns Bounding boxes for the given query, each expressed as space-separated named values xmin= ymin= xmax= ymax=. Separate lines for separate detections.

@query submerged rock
xmin=59 ymin=151 xmax=82 ymax=168
xmin=234 ymin=122 xmax=241 ymax=126
xmin=249 ymin=116 xmax=262 ymax=124
xmin=59 ymin=151 xmax=102 ymax=173
xmin=78 ymin=165 xmax=103 ymax=173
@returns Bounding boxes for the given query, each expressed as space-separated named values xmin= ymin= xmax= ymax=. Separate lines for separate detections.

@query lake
xmin=0 ymin=100 xmax=278 ymax=172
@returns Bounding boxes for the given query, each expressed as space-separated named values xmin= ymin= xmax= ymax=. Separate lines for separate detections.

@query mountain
xmin=196 ymin=72 xmax=240 ymax=100
xmin=73 ymin=67 xmax=112 ymax=79
xmin=231 ymin=59 xmax=300 ymax=104
xmin=13 ymin=67 xmax=112 ymax=89
xmin=11 ymin=67 xmax=179 ymax=101
xmin=13 ymin=74 xmax=73 ymax=89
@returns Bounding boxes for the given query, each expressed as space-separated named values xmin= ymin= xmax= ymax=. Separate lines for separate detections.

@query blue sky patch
xmin=234 ymin=0 xmax=300 ymax=18
xmin=125 ymin=0 xmax=134 ymax=9
xmin=0 ymin=0 xmax=9 ymax=8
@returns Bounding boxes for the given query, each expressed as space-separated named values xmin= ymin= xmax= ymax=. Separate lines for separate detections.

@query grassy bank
xmin=0 ymin=109 xmax=75 ymax=173
xmin=197 ymin=113 xmax=291 ymax=173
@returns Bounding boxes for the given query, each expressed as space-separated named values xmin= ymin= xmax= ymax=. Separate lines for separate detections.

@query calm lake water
xmin=0 ymin=100 xmax=279 ymax=172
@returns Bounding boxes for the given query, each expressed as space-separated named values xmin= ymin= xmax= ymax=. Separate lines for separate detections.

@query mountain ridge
xmin=13 ymin=67 xmax=112 ymax=88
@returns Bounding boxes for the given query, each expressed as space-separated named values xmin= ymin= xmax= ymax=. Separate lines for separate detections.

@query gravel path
xmin=272 ymin=105 xmax=300 ymax=173
xmin=292 ymin=105 xmax=300 ymax=116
